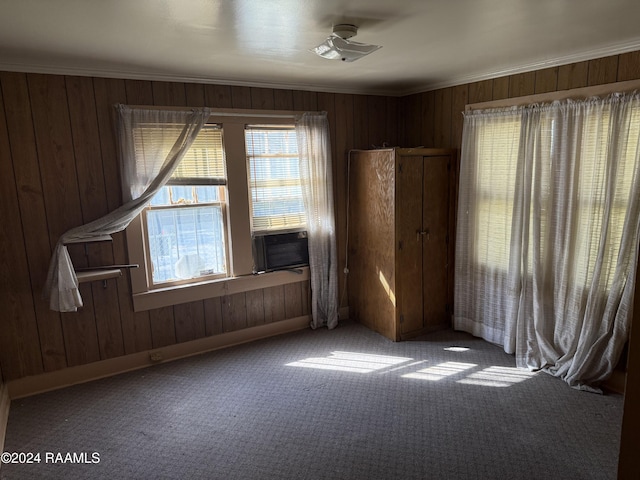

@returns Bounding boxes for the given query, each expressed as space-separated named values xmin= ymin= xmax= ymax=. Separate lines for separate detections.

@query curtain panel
xmin=43 ymin=105 xmax=211 ymax=312
xmin=455 ymin=94 xmax=640 ymax=390
xmin=296 ymin=112 xmax=339 ymax=329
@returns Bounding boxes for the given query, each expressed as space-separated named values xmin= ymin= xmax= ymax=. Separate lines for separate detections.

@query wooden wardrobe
xmin=347 ymin=148 xmax=456 ymax=341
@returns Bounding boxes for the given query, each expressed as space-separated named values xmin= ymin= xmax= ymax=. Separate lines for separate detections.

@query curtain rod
xmin=465 ymin=78 xmax=640 ymax=112
xmin=125 ymin=104 xmax=321 ymax=119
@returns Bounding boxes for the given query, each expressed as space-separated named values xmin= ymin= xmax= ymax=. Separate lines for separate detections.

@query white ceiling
xmin=1 ymin=0 xmax=640 ymax=96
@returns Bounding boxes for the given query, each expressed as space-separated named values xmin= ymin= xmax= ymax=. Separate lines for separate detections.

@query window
xmin=245 ymin=126 xmax=306 ymax=233
xmin=126 ymin=111 xmax=311 ymax=310
xmin=470 ymin=102 xmax=639 ymax=291
xmin=142 ymin=126 xmax=228 ymax=286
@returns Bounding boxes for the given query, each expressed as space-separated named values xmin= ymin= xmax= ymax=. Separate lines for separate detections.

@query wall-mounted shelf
xmin=76 ymin=269 xmax=123 ymax=284
xmin=75 ymin=264 xmax=139 ymax=284
xmin=64 ymin=235 xmax=139 ymax=285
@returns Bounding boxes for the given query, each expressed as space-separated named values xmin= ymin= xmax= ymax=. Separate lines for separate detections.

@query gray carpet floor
xmin=1 ymin=321 xmax=623 ymax=480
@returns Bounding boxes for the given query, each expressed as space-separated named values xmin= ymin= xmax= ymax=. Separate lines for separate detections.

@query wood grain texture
xmin=66 ymin=75 xmax=125 ymax=360
xmin=152 ymin=81 xmax=187 ymax=106
xmin=420 ymin=91 xmax=435 ymax=148
xmin=353 ymin=94 xmax=370 ymax=149
xmin=222 ymin=293 xmax=248 ymax=332
xmin=245 ymin=289 xmax=265 ymax=327
xmin=292 ymin=90 xmax=318 ymax=111
xmin=174 ymin=301 xmax=206 ymax=343
xmin=348 ymin=149 xmax=396 ymax=340
xmin=125 ymin=80 xmax=154 ymax=105
xmin=397 ymin=155 xmax=424 ymax=337
xmin=274 ymin=89 xmax=294 ymax=110
xmin=93 ymin=77 xmax=153 ymax=355
xmin=0 ymin=72 xmax=67 ymax=373
xmin=588 ymin=56 xmax=619 ymax=86
xmin=492 ymin=76 xmax=510 ymax=100
xmin=284 ymin=282 xmax=303 ymax=319
xmin=149 ymin=307 xmax=177 ymax=348
xmin=250 ymin=87 xmax=275 ymax=109
xmin=231 ymin=86 xmax=252 ymax=109
xmin=433 ymin=88 xmax=452 ymax=148
xmin=204 ymin=296 xmax=224 ymax=335
xmin=204 ymin=85 xmax=233 ymax=108
xmin=0 ymin=80 xmax=44 ymax=379
xmin=422 ymin=156 xmax=450 ymax=329
xmin=534 ymin=67 xmax=559 ymax=94
xmin=185 ymin=83 xmax=206 ymax=106
xmin=450 ymin=85 xmax=468 ymax=150
xmin=263 ymin=285 xmax=286 ymax=324
xmin=468 ymin=80 xmax=493 ymax=104
xmin=557 ymin=61 xmax=589 ymax=90
xmin=617 ymin=51 xmax=640 ymax=82
xmin=509 ymin=72 xmax=536 ymax=97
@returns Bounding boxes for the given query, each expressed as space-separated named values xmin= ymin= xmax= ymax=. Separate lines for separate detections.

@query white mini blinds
xmin=133 ymin=125 xmax=226 ymax=185
xmin=245 ymin=126 xmax=307 ymax=233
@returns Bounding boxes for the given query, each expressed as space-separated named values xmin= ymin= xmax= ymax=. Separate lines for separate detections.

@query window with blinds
xmin=245 ymin=126 xmax=307 ymax=233
xmin=143 ymin=125 xmax=229 ymax=285
xmin=473 ymin=103 xmax=640 ymax=291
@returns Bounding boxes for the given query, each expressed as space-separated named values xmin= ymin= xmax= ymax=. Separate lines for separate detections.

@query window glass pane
xmin=245 ymin=127 xmax=306 ymax=233
xmin=149 ymin=185 xmax=221 ymax=206
xmin=146 ymin=206 xmax=227 ymax=284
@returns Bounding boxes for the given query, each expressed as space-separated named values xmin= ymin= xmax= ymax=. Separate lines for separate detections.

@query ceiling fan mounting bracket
xmin=332 ymin=24 xmax=358 ymax=40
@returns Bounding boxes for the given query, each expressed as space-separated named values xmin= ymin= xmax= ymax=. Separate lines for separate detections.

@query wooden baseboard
xmin=0 ymin=381 xmax=9 ymax=458
xmin=8 ymin=315 xmax=310 ymax=400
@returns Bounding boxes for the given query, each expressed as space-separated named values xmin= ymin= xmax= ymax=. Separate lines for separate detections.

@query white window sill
xmin=132 ymin=267 xmax=310 ymax=312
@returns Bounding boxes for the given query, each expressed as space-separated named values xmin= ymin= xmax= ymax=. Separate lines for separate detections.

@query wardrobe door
xmin=422 ymin=155 xmax=451 ymax=329
xmin=397 ymin=156 xmax=424 ymax=337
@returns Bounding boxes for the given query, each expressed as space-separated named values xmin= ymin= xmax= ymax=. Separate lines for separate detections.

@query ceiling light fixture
xmin=311 ymin=24 xmax=381 ymax=62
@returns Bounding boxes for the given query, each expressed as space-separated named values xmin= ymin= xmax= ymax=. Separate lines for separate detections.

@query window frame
xmin=125 ymin=108 xmax=310 ymax=312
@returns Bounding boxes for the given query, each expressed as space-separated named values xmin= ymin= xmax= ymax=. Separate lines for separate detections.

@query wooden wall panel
xmin=557 ymin=61 xmax=589 ymax=90
xmin=492 ymin=76 xmax=510 ymax=100
xmin=66 ymin=75 xmax=125 ymax=361
xmin=245 ymin=290 xmax=265 ymax=327
xmin=185 ymin=83 xmax=206 ymax=106
xmin=250 ymin=87 xmax=275 ymax=109
xmin=534 ymin=67 xmax=559 ymax=94
xmin=93 ymin=77 xmax=153 ymax=356
xmin=152 ymin=81 xmax=187 ymax=106
xmin=0 ymin=73 xmax=352 ymax=381
xmin=284 ymin=282 xmax=303 ymax=319
xmin=231 ymin=86 xmax=252 ymax=109
xmin=617 ymin=51 xmax=640 ymax=82
xmin=420 ymin=92 xmax=434 ymax=147
xmin=149 ymin=307 xmax=177 ymax=349
xmin=222 ymin=293 xmax=248 ymax=332
xmin=264 ymin=285 xmax=286 ymax=324
xmin=204 ymin=85 xmax=233 ymax=108
xmin=174 ymin=301 xmax=206 ymax=343
xmin=28 ymin=74 xmax=102 ymax=368
xmin=587 ymin=56 xmax=619 ymax=86
xmin=433 ymin=88 xmax=452 ymax=148
xmin=274 ymin=89 xmax=294 ymax=110
xmin=508 ymin=71 xmax=535 ymax=97
xmin=0 ymin=72 xmax=67 ymax=373
xmin=204 ymin=297 xmax=224 ymax=335
xmin=353 ymin=94 xmax=370 ymax=149
xmin=0 ymin=79 xmax=44 ymax=380
xmin=468 ymin=80 xmax=493 ymax=104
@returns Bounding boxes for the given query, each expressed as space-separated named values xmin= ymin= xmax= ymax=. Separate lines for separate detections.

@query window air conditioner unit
xmin=253 ymin=231 xmax=309 ymax=273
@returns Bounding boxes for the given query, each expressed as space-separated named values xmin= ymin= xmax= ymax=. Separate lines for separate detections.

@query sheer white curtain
xmin=44 ymin=105 xmax=211 ymax=312
xmin=296 ymin=112 xmax=339 ymax=329
xmin=455 ymin=94 xmax=640 ymax=390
